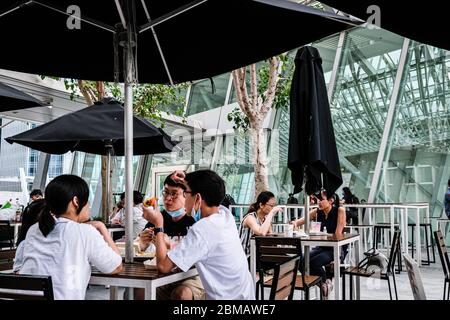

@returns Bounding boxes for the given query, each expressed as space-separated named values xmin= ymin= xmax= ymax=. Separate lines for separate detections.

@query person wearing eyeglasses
xmin=239 ymin=191 xmax=283 ymax=255
xmin=142 ymin=169 xmax=255 ymax=300
xmin=135 ymin=173 xmax=204 ymax=300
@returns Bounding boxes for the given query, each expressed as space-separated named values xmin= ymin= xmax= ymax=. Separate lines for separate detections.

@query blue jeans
xmin=309 ymin=247 xmax=334 ymax=282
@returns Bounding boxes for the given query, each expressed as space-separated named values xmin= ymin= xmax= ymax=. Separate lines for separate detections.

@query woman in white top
xmin=239 ymin=191 xmax=283 ymax=255
xmin=17 ymin=174 xmax=123 ymax=300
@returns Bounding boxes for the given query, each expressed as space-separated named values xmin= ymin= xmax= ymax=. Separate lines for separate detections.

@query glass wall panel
xmin=186 ymin=73 xmax=230 ymax=115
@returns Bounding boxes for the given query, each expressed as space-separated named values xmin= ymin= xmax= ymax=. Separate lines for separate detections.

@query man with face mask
xmin=136 ymin=173 xmax=204 ymax=300
xmin=142 ymin=169 xmax=255 ymax=300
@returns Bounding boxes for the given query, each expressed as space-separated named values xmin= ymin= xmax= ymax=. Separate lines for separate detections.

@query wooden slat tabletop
xmin=91 ymin=262 xmax=181 ymax=280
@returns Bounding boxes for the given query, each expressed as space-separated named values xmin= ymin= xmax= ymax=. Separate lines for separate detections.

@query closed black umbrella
xmin=5 ymin=97 xmax=177 ymax=156
xmin=320 ymin=0 xmax=449 ymax=50
xmin=288 ymin=46 xmax=342 ymax=197
xmin=0 ymin=82 xmax=43 ymax=112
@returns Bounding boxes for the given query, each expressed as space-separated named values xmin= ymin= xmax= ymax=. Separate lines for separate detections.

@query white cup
xmin=286 ymin=224 xmax=294 ymax=237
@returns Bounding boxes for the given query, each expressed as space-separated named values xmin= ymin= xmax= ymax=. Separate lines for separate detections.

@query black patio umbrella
xmin=320 ymin=0 xmax=449 ymax=50
xmin=288 ymin=46 xmax=342 ymax=198
xmin=0 ymin=82 xmax=44 ymax=112
xmin=0 ymin=0 xmax=359 ymax=261
xmin=5 ymin=97 xmax=177 ymax=156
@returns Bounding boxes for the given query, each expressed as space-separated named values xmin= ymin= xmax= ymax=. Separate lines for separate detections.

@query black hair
xmin=248 ymin=191 xmax=275 ymax=213
xmin=329 ymin=193 xmax=341 ymax=208
xmin=17 ymin=198 xmax=45 ymax=246
xmin=30 ymin=189 xmax=43 ymax=197
xmin=342 ymin=187 xmax=352 ymax=195
xmin=133 ymin=190 xmax=143 ymax=205
xmin=164 ymin=173 xmax=186 ymax=191
xmin=119 ymin=192 xmax=125 ymax=200
xmin=39 ymin=175 xmax=89 ymax=237
xmin=448 ymin=179 xmax=450 ymax=187
xmin=185 ymin=170 xmax=225 ymax=207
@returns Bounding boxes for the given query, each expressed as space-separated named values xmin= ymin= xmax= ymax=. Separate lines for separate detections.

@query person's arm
xmin=334 ymin=207 xmax=346 ymax=236
xmin=155 ymin=232 xmax=177 ymax=273
xmin=290 ymin=209 xmax=318 ymax=227
xmin=243 ymin=207 xmax=283 ymax=236
xmin=85 ymin=221 xmax=123 ymax=274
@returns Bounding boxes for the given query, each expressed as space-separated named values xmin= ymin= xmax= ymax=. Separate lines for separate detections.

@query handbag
xmin=357 ymin=247 xmax=388 ymax=274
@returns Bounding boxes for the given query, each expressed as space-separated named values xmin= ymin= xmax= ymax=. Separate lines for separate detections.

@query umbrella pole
xmin=105 ymin=143 xmax=113 ymax=224
xmin=124 ymin=80 xmax=134 ymax=264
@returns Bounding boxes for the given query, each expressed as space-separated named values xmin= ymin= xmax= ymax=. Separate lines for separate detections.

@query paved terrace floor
xmin=86 ymin=250 xmax=447 ymax=300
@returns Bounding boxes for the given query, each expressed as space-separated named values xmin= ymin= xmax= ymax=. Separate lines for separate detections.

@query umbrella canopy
xmin=0 ymin=0 xmax=359 ymax=84
xmin=0 ymin=82 xmax=44 ymax=112
xmin=320 ymin=0 xmax=449 ymax=50
xmin=5 ymin=97 xmax=177 ymax=155
xmin=288 ymin=46 xmax=342 ymax=196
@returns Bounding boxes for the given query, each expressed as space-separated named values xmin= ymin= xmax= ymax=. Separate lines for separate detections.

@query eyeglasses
xmin=265 ymin=203 xmax=277 ymax=208
xmin=162 ymin=190 xmax=184 ymax=200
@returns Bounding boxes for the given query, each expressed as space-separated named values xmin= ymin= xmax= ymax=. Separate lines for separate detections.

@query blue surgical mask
xmin=191 ymin=206 xmax=202 ymax=222
xmin=166 ymin=207 xmax=185 ymax=218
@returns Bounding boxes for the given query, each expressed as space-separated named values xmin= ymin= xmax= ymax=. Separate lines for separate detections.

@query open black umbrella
xmin=0 ymin=0 xmax=359 ymax=261
xmin=5 ymin=97 xmax=178 ymax=222
xmin=5 ymin=97 xmax=177 ymax=155
xmin=288 ymin=46 xmax=342 ymax=197
xmin=0 ymin=82 xmax=44 ymax=112
xmin=320 ymin=0 xmax=449 ymax=50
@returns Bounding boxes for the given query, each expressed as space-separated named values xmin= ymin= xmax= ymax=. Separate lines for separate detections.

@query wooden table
xmin=249 ymin=233 xmax=360 ymax=300
xmin=89 ymin=262 xmax=198 ymax=300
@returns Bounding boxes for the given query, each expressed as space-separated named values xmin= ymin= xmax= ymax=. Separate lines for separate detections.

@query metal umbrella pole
xmin=123 ymin=0 xmax=136 ymax=264
xmin=105 ymin=141 xmax=113 ymax=223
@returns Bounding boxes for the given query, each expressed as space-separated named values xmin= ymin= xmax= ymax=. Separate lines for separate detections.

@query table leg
xmin=390 ymin=206 xmax=395 ymax=254
xmin=333 ymin=245 xmax=340 ymax=300
xmin=110 ymin=286 xmax=119 ymax=300
xmin=304 ymin=246 xmax=310 ymax=275
xmin=354 ymin=239 xmax=360 ymax=300
xmin=145 ymin=282 xmax=156 ymax=300
xmin=415 ymin=208 xmax=421 ymax=266
xmin=250 ymin=239 xmax=256 ymax=284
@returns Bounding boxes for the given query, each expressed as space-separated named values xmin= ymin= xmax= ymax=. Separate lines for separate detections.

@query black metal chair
xmin=255 ymin=236 xmax=322 ymax=300
xmin=0 ymin=220 xmax=14 ymax=250
xmin=433 ymin=230 xmax=450 ymax=300
xmin=0 ymin=274 xmax=54 ymax=300
xmin=0 ymin=249 xmax=16 ymax=272
xmin=409 ymin=222 xmax=436 ymax=265
xmin=342 ymin=229 xmax=401 ymax=300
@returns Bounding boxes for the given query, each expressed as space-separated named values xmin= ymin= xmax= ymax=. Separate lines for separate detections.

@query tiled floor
xmin=86 ymin=251 xmax=448 ymax=300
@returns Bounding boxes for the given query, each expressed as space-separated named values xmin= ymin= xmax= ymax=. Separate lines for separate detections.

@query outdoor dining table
xmin=249 ymin=232 xmax=361 ymax=300
xmin=105 ymin=224 xmax=125 ymax=239
xmin=89 ymin=262 xmax=198 ymax=300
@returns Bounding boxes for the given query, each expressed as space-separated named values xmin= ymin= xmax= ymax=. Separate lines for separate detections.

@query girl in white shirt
xmin=18 ymin=174 xmax=122 ymax=300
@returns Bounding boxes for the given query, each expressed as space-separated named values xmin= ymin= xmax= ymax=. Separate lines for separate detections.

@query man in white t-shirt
xmin=143 ymin=170 xmax=255 ymax=300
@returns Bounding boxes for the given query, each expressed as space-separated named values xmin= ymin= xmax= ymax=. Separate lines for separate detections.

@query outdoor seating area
xmin=0 ymin=0 xmax=449 ymax=305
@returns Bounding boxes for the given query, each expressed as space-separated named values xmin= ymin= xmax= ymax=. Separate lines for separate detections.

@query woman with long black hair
xmin=291 ymin=191 xmax=346 ymax=299
xmin=17 ymin=174 xmax=122 ymax=300
xmin=239 ymin=191 xmax=283 ymax=255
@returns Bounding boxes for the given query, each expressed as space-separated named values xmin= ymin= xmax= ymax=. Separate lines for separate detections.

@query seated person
xmin=291 ymin=191 xmax=346 ymax=299
xmin=143 ymin=170 xmax=255 ymax=300
xmin=29 ymin=189 xmax=43 ymax=202
xmin=17 ymin=174 xmax=122 ymax=300
xmin=109 ymin=192 xmax=125 ymax=224
xmin=111 ymin=190 xmax=147 ymax=239
xmin=13 ymin=198 xmax=46 ymax=272
xmin=135 ymin=173 xmax=204 ymax=300
xmin=239 ymin=191 xmax=283 ymax=255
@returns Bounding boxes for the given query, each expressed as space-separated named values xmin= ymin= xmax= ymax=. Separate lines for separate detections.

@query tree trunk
xmin=250 ymin=123 xmax=270 ymax=198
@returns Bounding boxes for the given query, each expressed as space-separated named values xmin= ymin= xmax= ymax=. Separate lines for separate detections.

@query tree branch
xmin=232 ymin=68 xmax=255 ymax=122
xmin=96 ymin=81 xmax=105 ymax=100
xmin=77 ymin=80 xmax=93 ymax=106
xmin=261 ymin=57 xmax=280 ymax=115
xmin=249 ymin=63 xmax=258 ymax=110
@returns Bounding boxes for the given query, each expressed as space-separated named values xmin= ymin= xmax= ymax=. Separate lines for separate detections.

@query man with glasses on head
xmin=136 ymin=173 xmax=204 ymax=300
xmin=142 ymin=169 xmax=255 ymax=300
